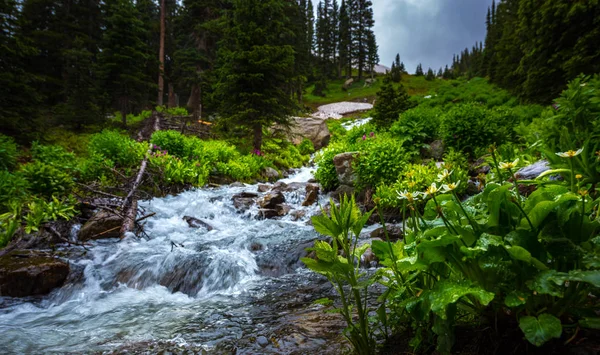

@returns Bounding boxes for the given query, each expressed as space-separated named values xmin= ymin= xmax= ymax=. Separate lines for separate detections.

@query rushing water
xmin=0 ymin=167 xmax=352 ymax=354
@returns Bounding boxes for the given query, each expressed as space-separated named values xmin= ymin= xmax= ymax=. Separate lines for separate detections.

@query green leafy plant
xmin=355 ymin=136 xmax=408 ymax=187
xmin=151 ymin=130 xmax=188 ymax=158
xmin=0 ymin=171 xmax=30 ymax=212
xmin=88 ymin=130 xmax=145 ymax=167
xmin=302 ymin=196 xmax=377 ymax=354
xmin=31 ymin=142 xmax=78 ymax=172
xmin=20 ymin=162 xmax=74 ymax=198
xmin=0 ymin=134 xmax=18 ymax=171
xmin=24 ymin=196 xmax=77 ymax=234
xmin=314 ymin=141 xmax=350 ymax=191
xmin=297 ymin=138 xmax=315 ymax=155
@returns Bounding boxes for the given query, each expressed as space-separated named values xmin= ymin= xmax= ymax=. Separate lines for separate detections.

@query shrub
xmin=297 ymin=138 xmax=315 ymax=155
xmin=262 ymin=139 xmax=309 ymax=169
xmin=190 ymin=139 xmax=240 ymax=165
xmin=390 ymin=106 xmax=443 ymax=156
xmin=149 ymin=153 xmax=209 ymax=186
xmin=0 ymin=171 xmax=30 ymax=211
xmin=151 ymin=130 xmax=188 ymax=158
xmin=88 ymin=130 xmax=145 ymax=167
xmin=77 ymin=153 xmax=115 ymax=182
xmin=372 ymin=75 xmax=413 ymax=128
xmin=440 ymin=103 xmax=505 ymax=156
xmin=0 ymin=134 xmax=18 ymax=171
xmin=355 ymin=136 xmax=408 ymax=187
xmin=314 ymin=141 xmax=350 ymax=191
xmin=156 ymin=106 xmax=188 ymax=116
xmin=20 ymin=161 xmax=74 ymax=198
xmin=31 ymin=142 xmax=78 ymax=172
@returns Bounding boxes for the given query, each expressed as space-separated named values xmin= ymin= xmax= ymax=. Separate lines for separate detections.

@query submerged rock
xmin=0 ymin=250 xmax=69 ymax=297
xmin=79 ymin=210 xmax=122 ymax=241
xmin=232 ymin=192 xmax=259 ymax=211
xmin=257 ymin=184 xmax=272 ymax=193
xmin=183 ymin=216 xmax=214 ymax=231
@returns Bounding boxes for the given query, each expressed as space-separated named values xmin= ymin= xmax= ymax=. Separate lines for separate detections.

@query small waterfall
xmin=0 ymin=167 xmax=346 ymax=354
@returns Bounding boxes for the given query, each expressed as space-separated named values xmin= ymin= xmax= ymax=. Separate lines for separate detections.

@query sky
xmin=312 ymin=0 xmax=494 ymax=74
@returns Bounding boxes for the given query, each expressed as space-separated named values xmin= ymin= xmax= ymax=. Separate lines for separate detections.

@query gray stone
xmin=333 ymin=152 xmax=360 ymax=186
xmin=363 ymin=78 xmax=376 ymax=87
xmin=289 ymin=117 xmax=331 ymax=150
xmin=263 ymin=167 xmax=280 ymax=181
xmin=302 ymin=184 xmax=320 ymax=206
xmin=276 ymin=203 xmax=291 ymax=216
xmin=0 ymin=250 xmax=69 ymax=297
xmin=79 ymin=210 xmax=122 ymax=241
xmin=342 ymin=78 xmax=354 ymax=90
xmin=429 ymin=140 xmax=445 ymax=161
xmin=257 ymin=184 xmax=271 ymax=193
xmin=258 ymin=209 xmax=279 ymax=219
xmin=515 ymin=160 xmax=550 ymax=180
xmin=331 ymin=185 xmax=355 ymax=202
xmin=290 ymin=210 xmax=306 ymax=221
xmin=230 ymin=182 xmax=245 ymax=188
xmin=232 ymin=192 xmax=258 ymax=211
xmin=257 ymin=336 xmax=269 ymax=348
xmin=370 ymin=225 xmax=403 ymax=240
xmin=183 ymin=216 xmax=214 ymax=231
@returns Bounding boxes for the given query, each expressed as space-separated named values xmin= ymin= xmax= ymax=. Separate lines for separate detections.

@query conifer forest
xmin=0 ymin=0 xmax=600 ymax=354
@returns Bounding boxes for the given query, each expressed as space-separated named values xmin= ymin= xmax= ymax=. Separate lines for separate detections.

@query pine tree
xmin=98 ymin=0 xmax=154 ymax=126
xmin=366 ymin=30 xmax=378 ymax=79
xmin=437 ymin=67 xmax=443 ymax=78
xmin=425 ymin=67 xmax=435 ymax=81
xmin=0 ymin=0 xmax=42 ymax=137
xmin=338 ymin=0 xmax=351 ymax=78
xmin=349 ymin=0 xmax=375 ymax=80
xmin=390 ymin=53 xmax=402 ymax=82
xmin=372 ymin=74 xmax=411 ymax=128
xmin=442 ymin=65 xmax=451 ymax=79
xmin=215 ymin=0 xmax=297 ymax=150
xmin=415 ymin=63 xmax=424 ymax=76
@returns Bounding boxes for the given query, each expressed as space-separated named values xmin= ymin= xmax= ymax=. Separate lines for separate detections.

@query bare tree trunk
xmin=168 ymin=83 xmax=176 ymax=107
xmin=157 ymin=0 xmax=166 ymax=106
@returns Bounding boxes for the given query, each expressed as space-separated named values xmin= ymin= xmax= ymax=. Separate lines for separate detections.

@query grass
xmin=304 ymin=74 xmax=445 ymax=110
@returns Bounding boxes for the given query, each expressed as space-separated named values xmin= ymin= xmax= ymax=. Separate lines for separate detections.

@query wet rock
xmin=255 ymin=239 xmax=317 ymax=277
xmin=333 ymin=152 xmax=359 ymax=186
xmin=308 ymin=178 xmax=318 ymax=184
xmin=257 ymin=191 xmax=285 ymax=209
xmin=276 ymin=204 xmax=292 ymax=216
xmin=256 ymin=336 xmax=269 ymax=348
xmin=0 ymin=250 xmax=69 ymax=297
xmin=78 ymin=210 xmax=122 ymax=241
xmin=250 ymin=242 xmax=263 ymax=252
xmin=331 ymin=185 xmax=355 ymax=202
xmin=515 ymin=160 xmax=550 ymax=180
xmin=290 ymin=210 xmax=307 ymax=221
xmin=466 ymin=179 xmax=481 ymax=195
xmin=302 ymin=184 xmax=320 ymax=206
xmin=257 ymin=184 xmax=271 ymax=193
xmin=263 ymin=167 xmax=280 ymax=181
xmin=289 ymin=117 xmax=331 ymax=150
xmin=232 ymin=192 xmax=259 ymax=211
xmin=271 ymin=181 xmax=307 ymax=193
xmin=259 ymin=209 xmax=279 ymax=219
xmin=370 ymin=225 xmax=403 ymax=240
xmin=183 ymin=216 xmax=214 ymax=231
xmin=230 ymin=181 xmax=245 ymax=188
xmin=470 ymin=158 xmax=490 ymax=176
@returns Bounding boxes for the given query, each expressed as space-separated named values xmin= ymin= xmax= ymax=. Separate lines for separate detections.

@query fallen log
xmin=120 ymin=112 xmax=161 ymax=238
xmin=94 ymin=212 xmax=156 ymax=240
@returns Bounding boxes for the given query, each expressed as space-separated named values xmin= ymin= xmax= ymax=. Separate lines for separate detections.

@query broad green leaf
xmin=428 ymin=281 xmax=495 ymax=319
xmin=311 ymin=214 xmax=341 ymax=239
xmin=519 ymin=314 xmax=562 ymax=347
xmin=505 ymin=291 xmax=528 ymax=307
xmin=505 ymin=246 xmax=549 ymax=271
xmin=314 ymin=240 xmax=336 ymax=262
xmin=579 ymin=317 xmax=600 ymax=330
xmin=371 ymin=239 xmax=404 ymax=266
xmin=487 ymin=183 xmax=512 ymax=226
xmin=521 ymin=200 xmax=556 ymax=229
xmin=527 ymin=270 xmax=565 ymax=297
xmin=566 ymin=270 xmax=600 ymax=288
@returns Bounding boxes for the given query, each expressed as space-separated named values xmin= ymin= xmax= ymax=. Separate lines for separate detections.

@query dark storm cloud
xmin=373 ymin=0 xmax=493 ymax=73
xmin=312 ymin=0 xmax=493 ymax=74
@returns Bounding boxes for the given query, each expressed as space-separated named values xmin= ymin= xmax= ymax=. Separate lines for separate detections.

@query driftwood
xmin=93 ymin=212 xmax=156 ymax=240
xmin=120 ymin=113 xmax=161 ymax=238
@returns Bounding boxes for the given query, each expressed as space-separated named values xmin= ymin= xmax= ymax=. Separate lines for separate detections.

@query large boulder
xmin=342 ymin=78 xmax=354 ymax=90
xmin=257 ymin=191 xmax=286 ymax=209
xmin=0 ymin=250 xmax=69 ymax=297
xmin=333 ymin=152 xmax=360 ymax=186
xmin=262 ymin=167 xmax=280 ymax=181
xmin=289 ymin=117 xmax=331 ymax=150
xmin=79 ymin=210 xmax=122 ymax=241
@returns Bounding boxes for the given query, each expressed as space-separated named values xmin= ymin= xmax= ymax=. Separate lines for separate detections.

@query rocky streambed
xmin=0 ymin=167 xmax=380 ymax=354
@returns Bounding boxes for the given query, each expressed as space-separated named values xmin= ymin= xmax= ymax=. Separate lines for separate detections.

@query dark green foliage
xmin=389 ymin=53 xmax=402 ymax=82
xmin=372 ymin=75 xmax=412 ymax=128
xmin=355 ymin=136 xmax=408 ymax=187
xmin=215 ymin=0 xmax=297 ymax=150
xmin=314 ymin=142 xmax=349 ymax=191
xmin=0 ymin=134 xmax=18 ymax=171
xmin=415 ymin=63 xmax=424 ymax=76
xmin=298 ymin=138 xmax=315 ymax=155
xmin=439 ymin=103 xmax=503 ymax=155
xmin=98 ymin=0 xmax=154 ymax=125
xmin=31 ymin=142 xmax=78 ymax=172
xmin=88 ymin=130 xmax=145 ymax=167
xmin=390 ymin=106 xmax=442 ymax=154
xmin=20 ymin=162 xmax=74 ymax=198
xmin=425 ymin=67 xmax=435 ymax=81
xmin=0 ymin=171 xmax=30 ymax=210
xmin=151 ymin=130 xmax=188 ymax=158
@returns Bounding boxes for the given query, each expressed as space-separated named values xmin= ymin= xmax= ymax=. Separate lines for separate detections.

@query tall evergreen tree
xmin=215 ymin=0 xmax=297 ymax=150
xmin=415 ymin=63 xmax=424 ymax=76
xmin=366 ymin=30 xmax=378 ymax=79
xmin=349 ymin=0 xmax=375 ymax=80
xmin=338 ymin=0 xmax=351 ymax=77
xmin=98 ymin=0 xmax=154 ymax=125
xmin=425 ymin=67 xmax=435 ymax=81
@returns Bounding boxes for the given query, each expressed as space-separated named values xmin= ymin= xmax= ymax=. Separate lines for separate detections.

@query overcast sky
xmin=312 ymin=0 xmax=493 ymax=74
